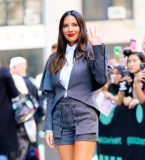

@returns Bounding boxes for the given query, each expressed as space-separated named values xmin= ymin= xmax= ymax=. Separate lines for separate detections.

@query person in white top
xmin=40 ymin=10 xmax=111 ymax=160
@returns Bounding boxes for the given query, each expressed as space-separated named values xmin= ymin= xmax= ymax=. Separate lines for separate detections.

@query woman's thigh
xmin=57 ymin=144 xmax=74 ymax=160
xmin=74 ymin=141 xmax=96 ymax=160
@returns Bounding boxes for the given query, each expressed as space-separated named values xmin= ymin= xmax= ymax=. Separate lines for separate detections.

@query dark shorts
xmin=52 ymin=97 xmax=98 ymax=145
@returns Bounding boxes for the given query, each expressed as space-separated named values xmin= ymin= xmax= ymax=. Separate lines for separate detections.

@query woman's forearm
xmin=134 ymin=82 xmax=145 ymax=104
xmin=117 ymin=91 xmax=125 ymax=105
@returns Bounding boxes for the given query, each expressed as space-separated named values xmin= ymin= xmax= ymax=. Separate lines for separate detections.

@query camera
xmin=123 ymin=50 xmax=131 ymax=56
xmin=122 ymin=70 xmax=130 ymax=77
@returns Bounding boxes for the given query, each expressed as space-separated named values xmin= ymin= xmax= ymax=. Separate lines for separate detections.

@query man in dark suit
xmin=0 ymin=61 xmax=18 ymax=160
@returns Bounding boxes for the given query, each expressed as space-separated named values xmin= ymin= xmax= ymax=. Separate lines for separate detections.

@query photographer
xmin=134 ymin=69 xmax=145 ymax=104
xmin=104 ymin=66 xmax=125 ymax=105
xmin=118 ymin=51 xmax=145 ymax=109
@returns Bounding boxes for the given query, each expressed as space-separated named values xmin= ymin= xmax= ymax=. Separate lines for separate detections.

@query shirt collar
xmin=66 ymin=43 xmax=77 ymax=53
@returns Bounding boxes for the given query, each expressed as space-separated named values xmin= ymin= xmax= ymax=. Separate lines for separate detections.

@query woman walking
xmin=40 ymin=10 xmax=111 ymax=160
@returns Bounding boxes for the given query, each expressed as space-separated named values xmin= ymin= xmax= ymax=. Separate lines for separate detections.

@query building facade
xmin=0 ymin=0 xmax=145 ymax=77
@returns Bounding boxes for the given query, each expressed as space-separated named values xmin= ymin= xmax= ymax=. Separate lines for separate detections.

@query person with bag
xmin=40 ymin=10 xmax=112 ymax=160
xmin=0 ymin=61 xmax=18 ymax=160
xmin=10 ymin=57 xmax=43 ymax=124
xmin=9 ymin=57 xmax=40 ymax=160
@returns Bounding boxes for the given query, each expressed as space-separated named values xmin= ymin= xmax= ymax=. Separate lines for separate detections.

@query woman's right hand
xmin=120 ymin=76 xmax=133 ymax=84
xmin=134 ymin=70 xmax=145 ymax=83
xmin=45 ymin=131 xmax=56 ymax=149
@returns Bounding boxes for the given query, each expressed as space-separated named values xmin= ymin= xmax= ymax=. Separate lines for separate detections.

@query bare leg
xmin=57 ymin=144 xmax=74 ymax=160
xmin=73 ymin=141 xmax=96 ymax=160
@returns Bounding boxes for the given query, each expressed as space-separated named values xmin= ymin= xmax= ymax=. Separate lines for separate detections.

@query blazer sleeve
xmin=44 ymin=91 xmax=55 ymax=131
xmin=39 ymin=57 xmax=55 ymax=131
xmin=88 ymin=44 xmax=112 ymax=91
xmin=39 ymin=58 xmax=54 ymax=92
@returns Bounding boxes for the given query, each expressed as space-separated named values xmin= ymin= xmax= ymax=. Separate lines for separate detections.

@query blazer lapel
xmin=52 ymin=69 xmax=65 ymax=89
xmin=52 ymin=52 xmax=86 ymax=90
xmin=68 ymin=55 xmax=86 ymax=89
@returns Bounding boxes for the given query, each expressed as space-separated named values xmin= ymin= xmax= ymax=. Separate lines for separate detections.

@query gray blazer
xmin=40 ymin=44 xmax=112 ymax=131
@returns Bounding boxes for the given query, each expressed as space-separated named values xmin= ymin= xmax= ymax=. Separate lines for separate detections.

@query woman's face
xmin=62 ymin=15 xmax=80 ymax=46
xmin=111 ymin=68 xmax=122 ymax=85
xmin=127 ymin=54 xmax=142 ymax=73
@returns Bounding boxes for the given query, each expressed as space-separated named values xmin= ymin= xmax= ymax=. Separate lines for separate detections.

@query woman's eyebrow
xmin=63 ymin=21 xmax=78 ymax=25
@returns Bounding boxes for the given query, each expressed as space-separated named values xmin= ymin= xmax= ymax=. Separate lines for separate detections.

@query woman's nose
xmin=68 ymin=26 xmax=73 ymax=32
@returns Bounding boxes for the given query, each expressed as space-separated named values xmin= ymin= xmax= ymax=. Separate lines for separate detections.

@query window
xmin=7 ymin=1 xmax=24 ymax=25
xmin=0 ymin=0 xmax=42 ymax=26
xmin=111 ymin=0 xmax=133 ymax=19
xmin=0 ymin=1 xmax=6 ymax=25
xmin=82 ymin=0 xmax=133 ymax=21
xmin=24 ymin=0 xmax=41 ymax=24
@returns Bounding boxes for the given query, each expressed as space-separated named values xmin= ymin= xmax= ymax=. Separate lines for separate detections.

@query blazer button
xmin=76 ymin=123 xmax=79 ymax=126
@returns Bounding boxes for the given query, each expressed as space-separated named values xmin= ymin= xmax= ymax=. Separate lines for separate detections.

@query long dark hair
xmin=127 ymin=51 xmax=145 ymax=64
xmin=49 ymin=10 xmax=90 ymax=74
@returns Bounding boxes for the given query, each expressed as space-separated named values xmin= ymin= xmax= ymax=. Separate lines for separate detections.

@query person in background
xmin=134 ymin=68 xmax=145 ymax=104
xmin=10 ymin=57 xmax=43 ymax=124
xmin=0 ymin=60 xmax=18 ymax=160
xmin=9 ymin=57 xmax=41 ymax=160
xmin=51 ymin=43 xmax=58 ymax=53
xmin=118 ymin=51 xmax=145 ymax=109
xmin=104 ymin=66 xmax=125 ymax=105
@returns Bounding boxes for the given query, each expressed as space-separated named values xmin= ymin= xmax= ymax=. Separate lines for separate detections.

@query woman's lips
xmin=68 ymin=34 xmax=75 ymax=37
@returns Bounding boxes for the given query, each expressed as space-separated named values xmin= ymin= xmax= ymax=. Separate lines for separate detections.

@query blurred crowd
xmin=0 ymin=44 xmax=57 ymax=160
xmin=0 ymin=36 xmax=145 ymax=160
xmin=96 ymin=37 xmax=145 ymax=110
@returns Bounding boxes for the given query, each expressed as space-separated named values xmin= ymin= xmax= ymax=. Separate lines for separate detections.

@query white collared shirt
xmin=59 ymin=43 xmax=77 ymax=96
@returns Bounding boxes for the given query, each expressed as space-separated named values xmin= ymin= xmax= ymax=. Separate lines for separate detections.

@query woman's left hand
xmin=87 ymin=26 xmax=104 ymax=45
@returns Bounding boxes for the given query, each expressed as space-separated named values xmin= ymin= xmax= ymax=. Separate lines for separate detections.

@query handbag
xmin=12 ymin=94 xmax=39 ymax=123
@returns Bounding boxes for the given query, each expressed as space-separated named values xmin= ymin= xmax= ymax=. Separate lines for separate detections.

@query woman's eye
xmin=63 ymin=25 xmax=67 ymax=28
xmin=73 ymin=23 xmax=77 ymax=26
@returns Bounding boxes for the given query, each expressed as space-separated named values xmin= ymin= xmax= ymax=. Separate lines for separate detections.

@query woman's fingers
xmin=50 ymin=135 xmax=56 ymax=149
xmin=89 ymin=27 xmax=94 ymax=37
xmin=141 ymin=78 xmax=145 ymax=82
xmin=46 ymin=132 xmax=56 ymax=149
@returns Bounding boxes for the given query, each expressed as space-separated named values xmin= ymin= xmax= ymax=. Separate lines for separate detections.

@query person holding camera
xmin=104 ymin=66 xmax=125 ymax=105
xmin=118 ymin=51 xmax=145 ymax=109
xmin=134 ymin=67 xmax=145 ymax=104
